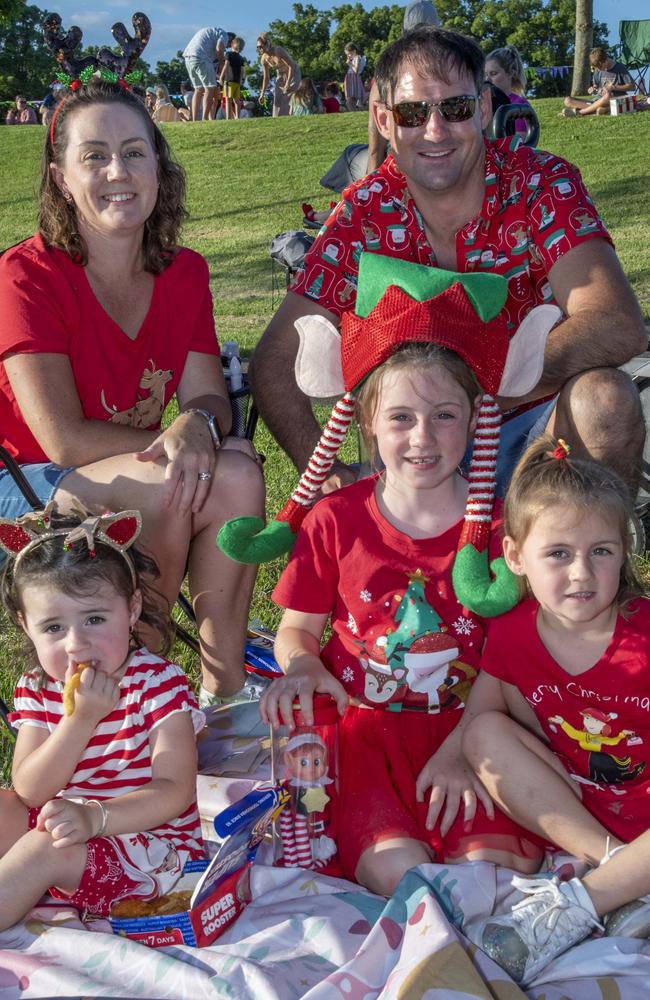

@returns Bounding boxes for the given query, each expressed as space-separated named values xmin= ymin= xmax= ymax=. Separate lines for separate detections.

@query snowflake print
xmin=360 ymin=589 xmax=372 ymax=603
xmin=452 ymin=616 xmax=476 ymax=637
xmin=342 ymin=666 xmax=355 ymax=684
xmin=347 ymin=612 xmax=358 ymax=634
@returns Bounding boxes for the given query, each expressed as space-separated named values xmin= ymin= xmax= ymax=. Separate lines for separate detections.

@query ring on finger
xmin=197 ymin=471 xmax=212 ymax=481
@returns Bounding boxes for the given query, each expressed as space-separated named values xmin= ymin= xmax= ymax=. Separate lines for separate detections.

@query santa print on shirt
xmin=289 ymin=136 xmax=611 ymax=334
xmin=482 ymin=598 xmax=650 ymax=833
xmin=273 ymin=476 xmax=500 ymax=713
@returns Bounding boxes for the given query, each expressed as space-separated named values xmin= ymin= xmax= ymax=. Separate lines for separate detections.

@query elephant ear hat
xmin=219 ymin=252 xmax=560 ymax=616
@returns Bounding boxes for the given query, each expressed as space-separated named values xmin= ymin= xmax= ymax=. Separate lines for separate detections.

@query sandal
xmin=559 ymin=107 xmax=578 ymax=117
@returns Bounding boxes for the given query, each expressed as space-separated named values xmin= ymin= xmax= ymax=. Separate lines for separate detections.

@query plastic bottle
xmin=228 ymin=355 xmax=243 ymax=392
xmin=271 ymin=694 xmax=341 ymax=875
xmin=222 ymin=341 xmax=240 ymax=362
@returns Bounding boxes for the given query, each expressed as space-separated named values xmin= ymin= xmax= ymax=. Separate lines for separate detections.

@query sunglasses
xmin=385 ymin=95 xmax=477 ymax=127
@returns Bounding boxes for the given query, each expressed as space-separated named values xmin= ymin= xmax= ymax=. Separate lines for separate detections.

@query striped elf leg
xmin=279 ymin=809 xmax=300 ymax=867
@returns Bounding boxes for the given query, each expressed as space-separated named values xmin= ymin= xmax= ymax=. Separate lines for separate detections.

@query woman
xmin=256 ymin=33 xmax=301 ymax=117
xmin=0 ymin=80 xmax=265 ymax=705
xmin=152 ymin=84 xmax=182 ymax=123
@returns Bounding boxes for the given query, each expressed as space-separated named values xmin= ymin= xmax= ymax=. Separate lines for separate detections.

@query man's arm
xmin=249 ymin=292 xmax=341 ymax=471
xmin=497 ymin=239 xmax=646 ymax=410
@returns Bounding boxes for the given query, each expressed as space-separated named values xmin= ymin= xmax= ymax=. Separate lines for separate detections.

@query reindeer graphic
xmin=101 ymin=360 xmax=173 ymax=428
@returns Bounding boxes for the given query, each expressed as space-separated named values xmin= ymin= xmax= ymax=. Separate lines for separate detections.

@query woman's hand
xmin=415 ymin=737 xmax=494 ymax=835
xmin=134 ymin=411 xmax=218 ymax=515
xmin=260 ymin=657 xmax=348 ymax=731
xmin=38 ymin=797 xmax=100 ymax=847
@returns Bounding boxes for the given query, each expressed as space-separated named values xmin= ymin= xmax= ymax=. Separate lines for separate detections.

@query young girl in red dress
xmin=462 ymin=438 xmax=650 ymax=985
xmin=251 ymin=254 xmax=559 ymax=896
xmin=0 ymin=506 xmax=204 ymax=930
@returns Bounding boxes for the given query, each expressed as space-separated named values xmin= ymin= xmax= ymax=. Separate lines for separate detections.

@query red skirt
xmin=337 ymin=705 xmax=543 ymax=880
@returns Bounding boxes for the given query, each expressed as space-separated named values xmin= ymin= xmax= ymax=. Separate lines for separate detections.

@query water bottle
xmin=228 ymin=356 xmax=243 ymax=392
xmin=271 ymin=694 xmax=341 ymax=875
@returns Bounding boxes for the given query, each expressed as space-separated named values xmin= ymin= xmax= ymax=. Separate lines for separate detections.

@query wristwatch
xmin=184 ymin=408 xmax=223 ymax=450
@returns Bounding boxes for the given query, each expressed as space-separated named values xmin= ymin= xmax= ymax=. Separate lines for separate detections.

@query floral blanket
xmin=2 ymin=703 xmax=650 ymax=998
xmin=2 ymin=859 xmax=650 ymax=999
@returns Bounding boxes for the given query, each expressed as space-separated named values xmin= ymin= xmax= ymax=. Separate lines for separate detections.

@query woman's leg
xmin=463 ymin=711 xmax=619 ymax=866
xmin=355 ymin=837 xmax=432 ymax=896
xmin=55 ymin=448 xmax=264 ymax=695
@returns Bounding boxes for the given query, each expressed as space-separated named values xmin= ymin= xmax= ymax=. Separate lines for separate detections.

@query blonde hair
xmin=504 ymin=436 xmax=644 ymax=608
xmin=355 ymin=343 xmax=480 ymax=467
xmin=486 ymin=45 xmax=527 ymax=94
xmin=155 ymin=83 xmax=171 ymax=102
xmin=589 ymin=46 xmax=609 ymax=69
xmin=232 ymin=36 xmax=244 ymax=52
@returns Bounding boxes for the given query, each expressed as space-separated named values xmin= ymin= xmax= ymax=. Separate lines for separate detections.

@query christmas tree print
xmin=306 ymin=271 xmax=324 ymax=299
xmin=384 ymin=569 xmax=443 ymax=665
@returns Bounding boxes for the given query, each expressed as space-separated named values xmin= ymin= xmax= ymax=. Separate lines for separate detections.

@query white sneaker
xmin=605 ymin=898 xmax=650 ymax=938
xmin=479 ymin=875 xmax=603 ymax=985
xmin=198 ymin=673 xmax=270 ymax=709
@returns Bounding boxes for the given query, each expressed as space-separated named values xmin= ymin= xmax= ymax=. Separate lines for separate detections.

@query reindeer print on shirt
xmin=100 ymin=360 xmax=173 ymax=428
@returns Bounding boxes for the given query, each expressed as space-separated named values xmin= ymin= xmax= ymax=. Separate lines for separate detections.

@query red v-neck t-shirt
xmin=0 ymin=235 xmax=220 ymax=463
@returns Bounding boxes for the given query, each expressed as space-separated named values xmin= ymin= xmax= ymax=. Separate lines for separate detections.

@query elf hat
xmin=219 ymin=253 xmax=560 ymax=616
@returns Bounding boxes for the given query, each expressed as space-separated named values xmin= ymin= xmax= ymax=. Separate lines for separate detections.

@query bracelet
xmin=182 ymin=408 xmax=223 ymax=451
xmin=86 ymin=798 xmax=109 ymax=838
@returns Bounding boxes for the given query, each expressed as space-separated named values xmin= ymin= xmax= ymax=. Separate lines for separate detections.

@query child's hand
xmin=416 ymin=746 xmax=494 ymax=835
xmin=260 ymin=660 xmax=348 ymax=731
xmin=38 ymin=797 xmax=101 ymax=847
xmin=66 ymin=663 xmax=120 ymax=724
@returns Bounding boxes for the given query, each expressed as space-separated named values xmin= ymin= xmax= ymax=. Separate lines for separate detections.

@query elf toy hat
xmin=218 ymin=253 xmax=560 ymax=616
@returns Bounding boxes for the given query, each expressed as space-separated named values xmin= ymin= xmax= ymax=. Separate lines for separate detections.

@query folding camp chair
xmin=0 ymin=373 xmax=258 ymax=736
xmin=616 ymin=20 xmax=650 ymax=95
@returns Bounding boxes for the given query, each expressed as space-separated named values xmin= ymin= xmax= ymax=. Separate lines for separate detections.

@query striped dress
xmin=11 ymin=648 xmax=205 ymax=863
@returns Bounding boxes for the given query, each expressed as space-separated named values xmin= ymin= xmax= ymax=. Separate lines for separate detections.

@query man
xmin=563 ymin=47 xmax=635 ymax=117
xmin=6 ymin=96 xmax=37 ymax=125
xmin=250 ymin=27 xmax=646 ymax=493
xmin=183 ymin=26 xmax=229 ymax=121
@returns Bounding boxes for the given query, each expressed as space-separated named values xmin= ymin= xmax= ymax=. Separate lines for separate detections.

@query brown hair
xmin=504 ymin=436 xmax=644 ymax=608
xmin=38 ymin=79 xmax=187 ymax=274
xmin=375 ymin=25 xmax=485 ymax=102
xmin=1 ymin=509 xmax=173 ymax=677
xmin=589 ymin=47 xmax=609 ymax=69
xmin=355 ymin=343 xmax=480 ymax=467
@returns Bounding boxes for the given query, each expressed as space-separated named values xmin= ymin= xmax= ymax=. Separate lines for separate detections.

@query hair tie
xmin=550 ymin=438 xmax=571 ymax=460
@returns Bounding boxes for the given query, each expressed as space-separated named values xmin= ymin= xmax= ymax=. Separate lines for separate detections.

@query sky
xmin=51 ymin=0 xmax=648 ymax=72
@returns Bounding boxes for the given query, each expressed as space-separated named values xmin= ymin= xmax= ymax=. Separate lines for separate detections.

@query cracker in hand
xmin=62 ymin=662 xmax=90 ymax=716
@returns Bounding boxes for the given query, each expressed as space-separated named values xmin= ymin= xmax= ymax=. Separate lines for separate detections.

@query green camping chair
xmin=617 ymin=19 xmax=650 ymax=95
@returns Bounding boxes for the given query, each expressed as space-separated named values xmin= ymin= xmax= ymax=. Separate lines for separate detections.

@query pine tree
xmin=385 ymin=569 xmax=442 ymax=665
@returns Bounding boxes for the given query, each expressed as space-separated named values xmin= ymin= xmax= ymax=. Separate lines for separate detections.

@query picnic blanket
xmin=2 ymin=703 xmax=650 ymax=998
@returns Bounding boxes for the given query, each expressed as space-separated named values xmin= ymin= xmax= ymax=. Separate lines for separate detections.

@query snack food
xmin=62 ymin=662 xmax=90 ymax=716
xmin=111 ymin=890 xmax=193 ymax=918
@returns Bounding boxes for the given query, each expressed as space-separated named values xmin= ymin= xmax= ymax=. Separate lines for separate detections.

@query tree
xmin=329 ymin=4 xmax=403 ymax=79
xmin=0 ymin=2 xmax=54 ymax=100
xmin=571 ymin=0 xmax=593 ymax=95
xmin=155 ymin=52 xmax=187 ymax=94
xmin=268 ymin=4 xmax=335 ymax=81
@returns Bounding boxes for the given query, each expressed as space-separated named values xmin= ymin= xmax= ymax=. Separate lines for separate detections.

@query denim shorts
xmin=0 ymin=462 xmax=73 ymax=520
xmin=463 ymin=397 xmax=557 ymax=497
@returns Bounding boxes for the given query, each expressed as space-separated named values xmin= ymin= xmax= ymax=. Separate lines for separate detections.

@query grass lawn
xmin=0 ymin=101 xmax=649 ymax=779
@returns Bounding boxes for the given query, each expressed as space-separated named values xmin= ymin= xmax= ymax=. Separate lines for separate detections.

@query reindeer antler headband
xmin=218 ymin=253 xmax=561 ymax=618
xmin=43 ymin=11 xmax=151 ymax=89
xmin=0 ymin=504 xmax=143 ymax=589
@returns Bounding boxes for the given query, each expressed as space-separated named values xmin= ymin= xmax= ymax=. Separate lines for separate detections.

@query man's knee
xmin=553 ymin=367 xmax=644 ymax=489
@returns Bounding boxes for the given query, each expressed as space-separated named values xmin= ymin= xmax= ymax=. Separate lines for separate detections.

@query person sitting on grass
xmin=0 ymin=507 xmax=205 ymax=930
xmin=462 ymin=438 xmax=650 ymax=985
xmin=290 ymin=78 xmax=322 ymax=116
xmin=6 ymin=95 xmax=38 ymax=125
xmin=562 ymin=46 xmax=635 ymax=117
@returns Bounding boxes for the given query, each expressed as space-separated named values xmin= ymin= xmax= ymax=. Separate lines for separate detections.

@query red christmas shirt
xmin=289 ymin=137 xmax=611 ymax=333
xmin=482 ymin=597 xmax=650 ymax=840
xmin=273 ymin=475 xmax=504 ymax=713
xmin=0 ymin=235 xmax=220 ymax=463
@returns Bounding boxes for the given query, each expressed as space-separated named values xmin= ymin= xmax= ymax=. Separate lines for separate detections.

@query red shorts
xmin=337 ymin=706 xmax=543 ymax=880
xmin=28 ymin=807 xmax=192 ymax=917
